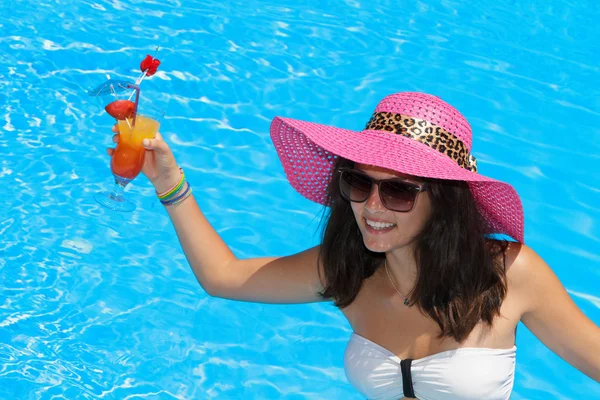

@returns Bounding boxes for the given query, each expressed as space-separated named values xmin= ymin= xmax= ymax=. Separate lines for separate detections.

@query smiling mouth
xmin=364 ymin=218 xmax=397 ymax=230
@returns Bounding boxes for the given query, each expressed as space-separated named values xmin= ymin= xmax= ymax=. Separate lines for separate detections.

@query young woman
xmin=108 ymin=92 xmax=600 ymax=399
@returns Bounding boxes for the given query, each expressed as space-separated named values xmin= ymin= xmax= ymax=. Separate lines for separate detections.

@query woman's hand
xmin=106 ymin=125 xmax=182 ymax=193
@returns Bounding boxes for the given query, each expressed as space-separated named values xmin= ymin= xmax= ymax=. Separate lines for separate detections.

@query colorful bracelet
xmin=161 ymin=181 xmax=192 ymax=206
xmin=157 ymin=168 xmax=185 ymax=200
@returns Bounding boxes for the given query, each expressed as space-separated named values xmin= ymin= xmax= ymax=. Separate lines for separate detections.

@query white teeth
xmin=365 ymin=219 xmax=396 ymax=229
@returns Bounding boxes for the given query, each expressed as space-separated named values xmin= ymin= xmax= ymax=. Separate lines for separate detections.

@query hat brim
xmin=270 ymin=116 xmax=524 ymax=243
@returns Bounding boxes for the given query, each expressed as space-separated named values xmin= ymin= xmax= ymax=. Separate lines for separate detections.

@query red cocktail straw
xmin=127 ymin=84 xmax=140 ymax=127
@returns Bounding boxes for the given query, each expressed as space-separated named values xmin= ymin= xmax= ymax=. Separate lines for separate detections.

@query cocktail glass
xmin=94 ymin=96 xmax=163 ymax=212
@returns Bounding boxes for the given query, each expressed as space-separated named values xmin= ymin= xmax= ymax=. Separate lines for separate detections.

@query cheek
xmin=393 ymin=213 xmax=426 ymax=238
xmin=350 ymin=202 xmax=362 ymax=222
xmin=389 ymin=194 xmax=432 ymax=239
xmin=399 ymin=193 xmax=432 ymax=233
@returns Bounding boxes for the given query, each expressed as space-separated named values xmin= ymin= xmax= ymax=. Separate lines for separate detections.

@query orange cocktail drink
xmin=112 ymin=115 xmax=160 ymax=180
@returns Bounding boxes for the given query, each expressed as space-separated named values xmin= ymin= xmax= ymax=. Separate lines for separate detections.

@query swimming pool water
xmin=1 ymin=0 xmax=599 ymax=398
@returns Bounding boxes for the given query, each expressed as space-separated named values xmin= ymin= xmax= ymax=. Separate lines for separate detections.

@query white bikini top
xmin=344 ymin=333 xmax=516 ymax=400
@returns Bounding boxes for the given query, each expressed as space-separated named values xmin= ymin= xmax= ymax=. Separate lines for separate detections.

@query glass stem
xmin=109 ymin=176 xmax=130 ymax=202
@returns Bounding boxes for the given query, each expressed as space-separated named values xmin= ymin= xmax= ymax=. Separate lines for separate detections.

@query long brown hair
xmin=317 ymin=157 xmax=509 ymax=343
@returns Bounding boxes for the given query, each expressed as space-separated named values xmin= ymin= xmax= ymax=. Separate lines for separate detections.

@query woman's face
xmin=349 ymin=164 xmax=433 ymax=253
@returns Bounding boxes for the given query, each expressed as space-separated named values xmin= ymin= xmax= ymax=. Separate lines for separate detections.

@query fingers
xmin=142 ymin=133 xmax=170 ymax=154
xmin=142 ymin=138 xmax=168 ymax=153
xmin=112 ymin=124 xmax=119 ymax=133
xmin=108 ymin=131 xmax=168 ymax=156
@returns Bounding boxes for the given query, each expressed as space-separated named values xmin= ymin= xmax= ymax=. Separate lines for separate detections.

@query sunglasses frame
xmin=338 ymin=168 xmax=428 ymax=212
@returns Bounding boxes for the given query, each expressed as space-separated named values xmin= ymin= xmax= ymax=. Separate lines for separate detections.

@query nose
xmin=364 ymin=183 xmax=385 ymax=212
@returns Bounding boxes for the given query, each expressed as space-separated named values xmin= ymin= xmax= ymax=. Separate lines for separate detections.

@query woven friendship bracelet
xmin=160 ymin=178 xmax=185 ymax=202
xmin=161 ymin=181 xmax=192 ymax=206
xmin=157 ymin=168 xmax=185 ymax=200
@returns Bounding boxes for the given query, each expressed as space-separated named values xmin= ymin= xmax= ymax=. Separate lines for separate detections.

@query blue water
xmin=1 ymin=0 xmax=599 ymax=398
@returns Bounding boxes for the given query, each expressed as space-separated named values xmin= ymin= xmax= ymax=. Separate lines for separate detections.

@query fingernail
xmin=143 ymin=139 xmax=150 ymax=147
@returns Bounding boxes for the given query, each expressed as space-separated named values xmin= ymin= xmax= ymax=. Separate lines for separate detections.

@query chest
xmin=344 ymin=332 xmax=517 ymax=400
xmin=340 ymin=272 xmax=522 ymax=360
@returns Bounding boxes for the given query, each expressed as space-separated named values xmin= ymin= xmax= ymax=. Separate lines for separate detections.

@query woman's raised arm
xmin=167 ymin=195 xmax=325 ymax=303
xmin=108 ymin=130 xmax=325 ymax=304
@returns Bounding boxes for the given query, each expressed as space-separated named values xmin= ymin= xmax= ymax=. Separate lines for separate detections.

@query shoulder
xmin=503 ymin=242 xmax=544 ymax=283
xmin=501 ymin=242 xmax=564 ymax=317
xmin=484 ymin=239 xmax=540 ymax=277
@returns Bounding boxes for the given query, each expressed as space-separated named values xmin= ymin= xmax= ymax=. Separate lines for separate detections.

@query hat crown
xmin=373 ymin=92 xmax=473 ymax=150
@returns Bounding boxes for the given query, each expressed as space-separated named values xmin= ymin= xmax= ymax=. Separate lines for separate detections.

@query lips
xmin=364 ymin=217 xmax=396 ymax=231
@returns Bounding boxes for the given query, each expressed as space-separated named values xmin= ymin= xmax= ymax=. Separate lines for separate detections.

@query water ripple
xmin=1 ymin=0 xmax=599 ymax=398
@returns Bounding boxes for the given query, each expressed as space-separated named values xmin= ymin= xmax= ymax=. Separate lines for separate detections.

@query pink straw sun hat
xmin=270 ymin=92 xmax=524 ymax=243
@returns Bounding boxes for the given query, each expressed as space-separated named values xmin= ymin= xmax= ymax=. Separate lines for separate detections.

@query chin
xmin=363 ymin=243 xmax=389 ymax=253
xmin=363 ymin=241 xmax=397 ymax=253
xmin=360 ymin=228 xmax=414 ymax=253
xmin=361 ymin=234 xmax=400 ymax=253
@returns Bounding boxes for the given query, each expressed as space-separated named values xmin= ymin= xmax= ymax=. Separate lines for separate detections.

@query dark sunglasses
xmin=338 ymin=168 xmax=427 ymax=212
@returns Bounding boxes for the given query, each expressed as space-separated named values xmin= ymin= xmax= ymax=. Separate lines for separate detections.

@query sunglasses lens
xmin=380 ymin=181 xmax=419 ymax=212
xmin=340 ymin=170 xmax=372 ymax=201
xmin=340 ymin=170 xmax=422 ymax=212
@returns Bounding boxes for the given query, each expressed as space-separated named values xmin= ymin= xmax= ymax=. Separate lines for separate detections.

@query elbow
xmin=584 ymin=330 xmax=600 ymax=383
xmin=592 ymin=328 xmax=600 ymax=383
xmin=594 ymin=346 xmax=600 ymax=383
xmin=199 ymin=278 xmax=231 ymax=300
xmin=189 ymin=263 xmax=237 ymax=300
xmin=199 ymin=280 xmax=222 ymax=298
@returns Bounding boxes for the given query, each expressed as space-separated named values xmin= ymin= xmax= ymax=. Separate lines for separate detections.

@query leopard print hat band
xmin=364 ymin=111 xmax=478 ymax=172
